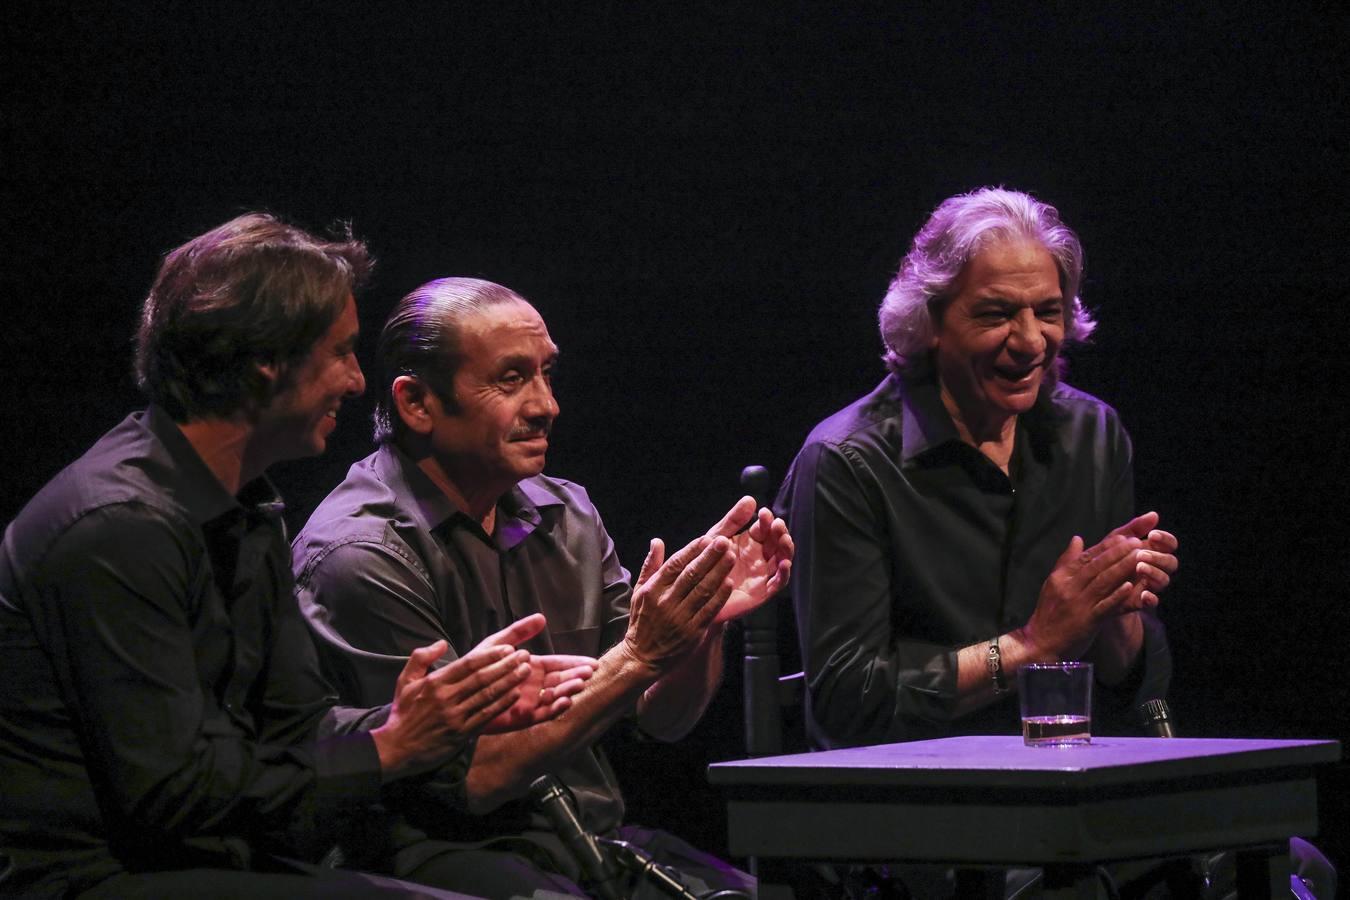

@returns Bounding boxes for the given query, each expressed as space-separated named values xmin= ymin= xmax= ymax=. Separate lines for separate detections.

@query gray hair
xmin=879 ymin=187 xmax=1094 ymax=374
xmin=373 ymin=277 xmax=528 ymax=444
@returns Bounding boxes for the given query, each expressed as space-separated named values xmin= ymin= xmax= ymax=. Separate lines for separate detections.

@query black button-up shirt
xmin=777 ymin=373 xmax=1171 ymax=749
xmin=0 ymin=408 xmax=386 ymax=897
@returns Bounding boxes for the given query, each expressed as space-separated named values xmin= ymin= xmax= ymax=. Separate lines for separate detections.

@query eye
xmin=499 ymin=371 xmax=526 ymax=389
xmin=1037 ymin=304 xmax=1064 ymax=321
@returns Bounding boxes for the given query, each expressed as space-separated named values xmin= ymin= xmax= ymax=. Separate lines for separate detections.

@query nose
xmin=524 ymin=375 xmax=559 ymax=421
xmin=346 ymin=354 xmax=366 ymax=397
xmin=1006 ymin=309 xmax=1046 ymax=359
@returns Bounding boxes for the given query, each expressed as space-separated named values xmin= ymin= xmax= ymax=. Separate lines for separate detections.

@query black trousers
xmin=78 ymin=857 xmax=484 ymax=899
xmin=396 ymin=824 xmax=755 ymax=900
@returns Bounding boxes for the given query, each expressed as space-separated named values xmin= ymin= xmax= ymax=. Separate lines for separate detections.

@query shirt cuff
xmin=314 ymin=731 xmax=384 ymax=812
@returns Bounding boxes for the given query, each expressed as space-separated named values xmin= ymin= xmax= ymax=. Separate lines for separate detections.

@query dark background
xmin=5 ymin=0 xmax=1348 ymax=876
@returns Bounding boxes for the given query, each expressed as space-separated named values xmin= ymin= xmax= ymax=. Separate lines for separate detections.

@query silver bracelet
xmin=986 ymin=636 xmax=1009 ymax=694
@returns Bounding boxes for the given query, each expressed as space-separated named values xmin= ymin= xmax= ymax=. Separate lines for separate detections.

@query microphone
xmin=529 ymin=775 xmax=624 ymax=900
xmin=1137 ymin=698 xmax=1176 ymax=738
xmin=599 ymin=838 xmax=705 ymax=899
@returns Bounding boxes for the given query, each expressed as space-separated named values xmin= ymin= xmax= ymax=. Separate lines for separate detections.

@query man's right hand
xmin=620 ymin=534 xmax=736 ymax=673
xmin=371 ymin=616 xmax=550 ymax=781
xmin=1020 ymin=518 xmax=1167 ymax=661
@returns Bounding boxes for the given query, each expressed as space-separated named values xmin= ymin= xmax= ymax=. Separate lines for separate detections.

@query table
xmin=708 ymin=736 xmax=1340 ymax=898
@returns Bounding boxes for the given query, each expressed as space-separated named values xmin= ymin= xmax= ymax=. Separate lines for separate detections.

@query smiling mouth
xmin=992 ymin=363 xmax=1043 ymax=384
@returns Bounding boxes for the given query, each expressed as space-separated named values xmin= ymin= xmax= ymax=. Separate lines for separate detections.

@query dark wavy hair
xmin=135 ymin=212 xmax=372 ymax=421
xmin=373 ymin=277 xmax=527 ymax=445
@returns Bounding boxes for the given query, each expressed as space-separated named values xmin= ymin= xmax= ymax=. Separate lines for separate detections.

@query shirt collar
xmin=895 ymin=371 xmax=1057 ymax=466
xmin=374 ymin=442 xmax=462 ymax=534
xmin=895 ymin=373 xmax=962 ymax=464
xmin=373 ymin=444 xmax=566 ymax=550
xmin=143 ymin=405 xmax=284 ymax=526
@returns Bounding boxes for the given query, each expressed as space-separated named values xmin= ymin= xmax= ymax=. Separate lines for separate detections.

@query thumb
xmin=396 ymin=639 xmax=446 ymax=694
xmin=636 ymin=538 xmax=665 ymax=587
xmin=1056 ymin=535 xmax=1085 ymax=569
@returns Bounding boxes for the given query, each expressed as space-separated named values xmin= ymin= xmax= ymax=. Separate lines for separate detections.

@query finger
xmin=468 ymin=684 xmax=527 ymax=734
xmin=1146 ymin=529 xmax=1179 ymax=553
xmin=646 ymin=535 xmax=712 ymax=592
xmin=746 ymin=507 xmax=776 ymax=543
xmin=430 ymin=642 xmax=512 ymax=685
xmin=545 ymin=675 xmax=590 ymax=701
xmin=1055 ymin=535 xmax=1086 ymax=570
xmin=635 ymin=538 xmax=665 ymax=588
xmin=1138 ymin=548 xmax=1178 ymax=575
xmin=458 ymin=658 xmax=531 ymax=712
xmin=395 ymin=639 xmax=448 ymax=694
xmin=1091 ymin=579 xmax=1135 ymax=618
xmin=1135 ymin=560 xmax=1171 ymax=592
xmin=533 ymin=695 xmax=573 ymax=724
xmin=682 ymin=544 xmax=738 ymax=618
xmin=689 ymin=574 xmax=734 ymax=629
xmin=706 ymin=496 xmax=757 ymax=538
xmin=440 ymin=648 xmax=530 ymax=703
xmin=544 ymin=664 xmax=596 ymax=688
xmin=1109 ymin=511 xmax=1160 ymax=540
xmin=669 ymin=536 xmax=735 ymax=607
xmin=1083 ymin=542 xmax=1145 ymax=595
xmin=479 ymin=613 xmax=548 ymax=649
xmin=765 ymin=558 xmax=793 ymax=596
xmin=533 ymin=654 xmax=597 ymax=673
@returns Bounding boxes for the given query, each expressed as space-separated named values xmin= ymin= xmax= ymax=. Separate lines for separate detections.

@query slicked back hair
xmin=135 ymin=212 xmax=371 ymax=421
xmin=373 ymin=277 xmax=529 ymax=445
xmin=879 ymin=187 xmax=1093 ymax=375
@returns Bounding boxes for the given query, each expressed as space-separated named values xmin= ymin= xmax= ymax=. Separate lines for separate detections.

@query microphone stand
xmin=530 ymin=775 xmax=750 ymax=900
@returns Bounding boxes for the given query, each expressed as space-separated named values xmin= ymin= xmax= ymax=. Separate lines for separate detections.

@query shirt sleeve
xmin=22 ymin=503 xmax=383 ymax=858
xmin=296 ymin=536 xmax=460 ymax=705
xmin=592 ymin=506 xmax=633 ymax=652
xmin=781 ymin=438 xmax=960 ymax=748
xmin=294 ymin=536 xmax=476 ymax=817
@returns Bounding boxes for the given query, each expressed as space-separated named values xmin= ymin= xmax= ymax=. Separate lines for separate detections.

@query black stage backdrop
xmin=5 ymin=1 xmax=1349 ymax=875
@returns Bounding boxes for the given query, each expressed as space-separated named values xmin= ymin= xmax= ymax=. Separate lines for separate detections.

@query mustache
xmin=509 ymin=421 xmax=552 ymax=441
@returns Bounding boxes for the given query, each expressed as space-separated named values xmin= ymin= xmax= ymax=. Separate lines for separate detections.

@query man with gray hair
xmin=294 ymin=277 xmax=791 ymax=897
xmin=778 ymin=187 xmax=1178 ymax=752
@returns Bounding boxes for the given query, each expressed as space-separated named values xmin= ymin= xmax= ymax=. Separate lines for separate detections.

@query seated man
xmin=0 ymin=215 xmax=583 ymax=899
xmin=776 ymin=188 xmax=1184 ymax=896
xmin=776 ymin=187 xmax=1343 ymax=898
xmin=778 ymin=187 xmax=1177 ymax=752
xmin=294 ymin=277 xmax=793 ymax=898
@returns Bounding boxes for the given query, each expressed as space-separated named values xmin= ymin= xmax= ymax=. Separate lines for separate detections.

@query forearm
xmin=636 ymin=623 xmax=725 ymax=741
xmin=463 ymin=640 xmax=660 ymax=813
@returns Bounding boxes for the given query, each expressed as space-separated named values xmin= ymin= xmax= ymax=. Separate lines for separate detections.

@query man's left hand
xmin=705 ymin=496 xmax=794 ymax=623
xmin=475 ymin=614 xmax=597 ymax=733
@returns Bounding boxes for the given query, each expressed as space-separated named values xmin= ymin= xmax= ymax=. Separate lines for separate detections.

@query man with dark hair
xmin=294 ymin=277 xmax=793 ymax=898
xmin=0 ymin=215 xmax=585 ymax=899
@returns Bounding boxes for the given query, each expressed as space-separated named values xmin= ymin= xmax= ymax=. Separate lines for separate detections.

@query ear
xmin=255 ymin=360 xmax=281 ymax=387
xmin=392 ymin=375 xmax=437 ymax=436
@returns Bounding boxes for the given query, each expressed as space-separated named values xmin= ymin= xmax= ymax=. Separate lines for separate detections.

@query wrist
xmin=985 ymin=636 xmax=1010 ymax=695
xmin=370 ymin=724 xmax=408 ymax=783
xmin=614 ymin=636 xmax=666 ymax=682
xmin=1006 ymin=626 xmax=1059 ymax=668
